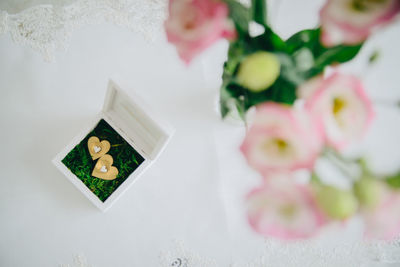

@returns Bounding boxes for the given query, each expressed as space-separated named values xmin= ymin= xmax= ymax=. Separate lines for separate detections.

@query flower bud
xmin=354 ymin=177 xmax=383 ymax=210
xmin=316 ymin=185 xmax=358 ymax=220
xmin=237 ymin=51 xmax=280 ymax=92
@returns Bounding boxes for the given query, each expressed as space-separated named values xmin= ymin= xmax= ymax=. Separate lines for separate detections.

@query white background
xmin=1 ymin=0 xmax=400 ymax=266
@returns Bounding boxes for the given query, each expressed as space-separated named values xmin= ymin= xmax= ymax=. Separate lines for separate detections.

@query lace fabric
xmin=60 ymin=255 xmax=92 ymax=267
xmin=0 ymin=0 xmax=167 ymax=61
xmin=159 ymin=240 xmax=219 ymax=267
xmin=159 ymin=239 xmax=400 ymax=267
xmin=59 ymin=238 xmax=400 ymax=267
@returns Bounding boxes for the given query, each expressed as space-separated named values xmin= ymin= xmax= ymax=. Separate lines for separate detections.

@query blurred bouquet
xmin=165 ymin=0 xmax=400 ymax=240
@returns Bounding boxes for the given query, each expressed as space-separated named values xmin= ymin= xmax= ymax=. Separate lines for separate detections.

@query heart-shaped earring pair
xmin=88 ymin=136 xmax=119 ymax=180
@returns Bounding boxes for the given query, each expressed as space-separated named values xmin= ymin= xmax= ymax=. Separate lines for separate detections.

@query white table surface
xmin=1 ymin=1 xmax=400 ymax=266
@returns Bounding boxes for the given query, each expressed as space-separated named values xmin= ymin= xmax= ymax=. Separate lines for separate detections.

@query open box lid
xmin=102 ymin=80 xmax=173 ymax=160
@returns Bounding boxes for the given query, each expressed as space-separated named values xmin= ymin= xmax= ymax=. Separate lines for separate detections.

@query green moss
xmin=62 ymin=119 xmax=145 ymax=202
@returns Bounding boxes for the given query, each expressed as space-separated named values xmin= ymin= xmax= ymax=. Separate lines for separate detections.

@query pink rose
xmin=247 ymin=178 xmax=326 ymax=239
xmin=240 ymin=103 xmax=323 ymax=174
xmin=363 ymin=187 xmax=400 ymax=240
xmin=164 ymin=0 xmax=236 ymax=64
xmin=299 ymin=73 xmax=374 ymax=150
xmin=320 ymin=0 xmax=400 ymax=46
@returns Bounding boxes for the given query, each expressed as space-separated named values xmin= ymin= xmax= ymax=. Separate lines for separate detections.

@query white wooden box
xmin=52 ymin=80 xmax=173 ymax=212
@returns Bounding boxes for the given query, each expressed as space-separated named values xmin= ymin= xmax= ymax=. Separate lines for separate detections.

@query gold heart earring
xmin=88 ymin=136 xmax=110 ymax=160
xmin=92 ymin=154 xmax=119 ymax=180
xmin=87 ymin=136 xmax=119 ymax=180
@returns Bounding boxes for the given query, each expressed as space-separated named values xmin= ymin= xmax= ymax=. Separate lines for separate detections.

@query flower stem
xmin=323 ymin=148 xmax=360 ymax=182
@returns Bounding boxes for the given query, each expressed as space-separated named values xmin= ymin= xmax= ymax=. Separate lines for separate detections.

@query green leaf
xmin=313 ymin=44 xmax=363 ymax=67
xmin=310 ymin=172 xmax=322 ymax=185
xmin=219 ymin=77 xmax=297 ymax=120
xmin=249 ymin=28 xmax=286 ymax=52
xmin=286 ymin=28 xmax=363 ymax=78
xmin=225 ymin=0 xmax=250 ymax=35
xmin=286 ymin=29 xmax=320 ymax=54
xmin=276 ymin=52 xmax=307 ymax=86
xmin=224 ymin=41 xmax=245 ymax=78
xmin=264 ymin=78 xmax=297 ymax=105
xmin=251 ymin=0 xmax=268 ymax=26
xmin=220 ymin=85 xmax=232 ymax=118
xmin=219 ymin=84 xmax=248 ymax=119
xmin=368 ymin=50 xmax=380 ymax=64
xmin=235 ymin=96 xmax=247 ymax=120
xmin=223 ymin=77 xmax=296 ymax=109
xmin=220 ymin=40 xmax=246 ymax=118
xmin=386 ymin=173 xmax=400 ymax=189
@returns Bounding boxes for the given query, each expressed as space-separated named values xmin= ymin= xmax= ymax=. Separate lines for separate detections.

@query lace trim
xmin=160 ymin=239 xmax=400 ymax=267
xmin=58 ymin=238 xmax=400 ymax=266
xmin=60 ymin=255 xmax=92 ymax=267
xmin=159 ymin=240 xmax=218 ymax=267
xmin=0 ymin=0 xmax=167 ymax=61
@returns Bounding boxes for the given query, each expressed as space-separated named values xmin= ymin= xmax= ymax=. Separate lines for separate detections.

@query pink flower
xmin=240 ymin=103 xmax=323 ymax=174
xmin=320 ymin=0 xmax=400 ymax=46
xmin=164 ymin=0 xmax=236 ymax=64
xmin=299 ymin=73 xmax=374 ymax=150
xmin=246 ymin=178 xmax=326 ymax=239
xmin=363 ymin=187 xmax=400 ymax=240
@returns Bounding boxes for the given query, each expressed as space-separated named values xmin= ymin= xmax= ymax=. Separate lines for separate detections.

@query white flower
xmin=320 ymin=0 xmax=400 ymax=46
xmin=247 ymin=177 xmax=326 ymax=239
xmin=240 ymin=103 xmax=323 ymax=174
xmin=299 ymin=73 xmax=374 ymax=150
